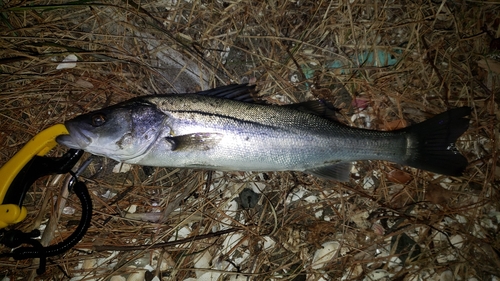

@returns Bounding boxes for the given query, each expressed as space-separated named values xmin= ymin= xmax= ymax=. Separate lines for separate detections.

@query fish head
xmin=57 ymin=100 xmax=166 ymax=161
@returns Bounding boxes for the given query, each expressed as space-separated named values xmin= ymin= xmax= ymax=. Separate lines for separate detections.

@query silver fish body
xmin=57 ymin=84 xmax=470 ymax=181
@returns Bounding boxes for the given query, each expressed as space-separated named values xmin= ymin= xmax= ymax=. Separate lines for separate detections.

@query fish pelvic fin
xmin=401 ymin=107 xmax=471 ymax=176
xmin=306 ymin=162 xmax=352 ymax=182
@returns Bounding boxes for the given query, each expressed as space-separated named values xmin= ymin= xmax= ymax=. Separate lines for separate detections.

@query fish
xmin=56 ymin=84 xmax=471 ymax=181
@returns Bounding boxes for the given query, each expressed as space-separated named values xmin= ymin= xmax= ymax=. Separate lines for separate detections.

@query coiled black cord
xmin=6 ymin=180 xmax=92 ymax=274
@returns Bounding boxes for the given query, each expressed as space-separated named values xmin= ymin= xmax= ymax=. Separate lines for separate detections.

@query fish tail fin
xmin=401 ymin=107 xmax=471 ymax=176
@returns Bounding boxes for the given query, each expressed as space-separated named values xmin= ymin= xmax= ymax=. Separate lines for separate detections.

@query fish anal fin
xmin=306 ymin=162 xmax=352 ymax=182
xmin=167 ymin=133 xmax=223 ymax=151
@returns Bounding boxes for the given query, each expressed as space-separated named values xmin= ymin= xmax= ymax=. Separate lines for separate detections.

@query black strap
xmin=0 ymin=176 xmax=92 ymax=274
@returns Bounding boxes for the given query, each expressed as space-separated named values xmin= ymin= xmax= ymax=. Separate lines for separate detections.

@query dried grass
xmin=0 ymin=0 xmax=499 ymax=280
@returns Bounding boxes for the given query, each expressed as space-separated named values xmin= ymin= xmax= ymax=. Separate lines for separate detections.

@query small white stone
xmin=262 ymin=236 xmax=276 ymax=250
xmin=315 ymin=209 xmax=323 ymax=218
xmin=363 ymin=177 xmax=375 ymax=189
xmin=364 ymin=269 xmax=390 ymax=280
xmin=286 ymin=187 xmax=307 ymax=203
xmin=304 ymin=195 xmax=318 ymax=203
xmin=251 ymin=182 xmax=266 ymax=193
xmin=439 ymin=270 xmax=453 ymax=281
xmin=126 ymin=269 xmax=145 ymax=281
xmin=63 ymin=206 xmax=75 ymax=215
xmin=113 ymin=163 xmax=132 ymax=173
xmin=126 ymin=205 xmax=137 ymax=214
xmin=196 ymin=272 xmax=222 ymax=281
xmin=229 ymin=275 xmax=249 ymax=281
xmin=221 ymin=233 xmax=245 ymax=255
xmin=102 ymin=190 xmax=117 ymax=199
xmin=194 ymin=250 xmax=212 ymax=270
xmin=311 ymin=241 xmax=340 ymax=269
xmin=56 ymin=54 xmax=78 ymax=69
xmin=449 ymin=234 xmax=464 ymax=248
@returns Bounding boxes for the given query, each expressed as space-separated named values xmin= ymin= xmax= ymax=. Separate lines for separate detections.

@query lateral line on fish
xmin=167 ymin=110 xmax=281 ymax=131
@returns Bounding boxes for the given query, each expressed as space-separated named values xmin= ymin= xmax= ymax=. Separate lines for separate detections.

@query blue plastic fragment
xmin=301 ymin=49 xmax=402 ymax=80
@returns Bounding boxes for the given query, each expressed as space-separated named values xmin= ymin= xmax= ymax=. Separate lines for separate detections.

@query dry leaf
xmin=386 ymin=169 xmax=412 ymax=184
xmin=477 ymin=59 xmax=500 ymax=74
xmin=384 ymin=119 xmax=408 ymax=130
xmin=424 ymin=184 xmax=454 ymax=205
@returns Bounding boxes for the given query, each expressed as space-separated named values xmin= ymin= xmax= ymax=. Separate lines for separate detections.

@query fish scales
xmin=56 ymin=84 xmax=471 ymax=181
xmin=141 ymin=94 xmax=406 ymax=170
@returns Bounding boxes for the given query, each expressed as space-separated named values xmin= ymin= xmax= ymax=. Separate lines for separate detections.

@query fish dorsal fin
xmin=196 ymin=84 xmax=338 ymax=119
xmin=306 ymin=162 xmax=352 ymax=182
xmin=197 ymin=84 xmax=258 ymax=103
xmin=283 ymin=100 xmax=338 ymax=120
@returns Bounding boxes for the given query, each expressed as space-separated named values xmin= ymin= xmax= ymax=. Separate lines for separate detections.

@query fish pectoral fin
xmin=167 ymin=133 xmax=223 ymax=151
xmin=306 ymin=162 xmax=352 ymax=182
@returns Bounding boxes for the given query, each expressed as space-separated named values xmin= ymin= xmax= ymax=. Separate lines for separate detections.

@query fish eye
xmin=91 ymin=113 xmax=107 ymax=127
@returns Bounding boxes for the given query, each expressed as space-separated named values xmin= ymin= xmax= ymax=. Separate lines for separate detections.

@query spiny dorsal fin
xmin=196 ymin=84 xmax=338 ymax=120
xmin=197 ymin=84 xmax=258 ymax=102
xmin=283 ymin=100 xmax=339 ymax=120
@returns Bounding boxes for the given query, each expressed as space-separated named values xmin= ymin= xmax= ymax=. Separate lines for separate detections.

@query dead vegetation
xmin=0 ymin=0 xmax=499 ymax=280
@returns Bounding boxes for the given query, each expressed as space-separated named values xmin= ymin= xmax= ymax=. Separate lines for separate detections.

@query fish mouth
xmin=56 ymin=126 xmax=93 ymax=149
